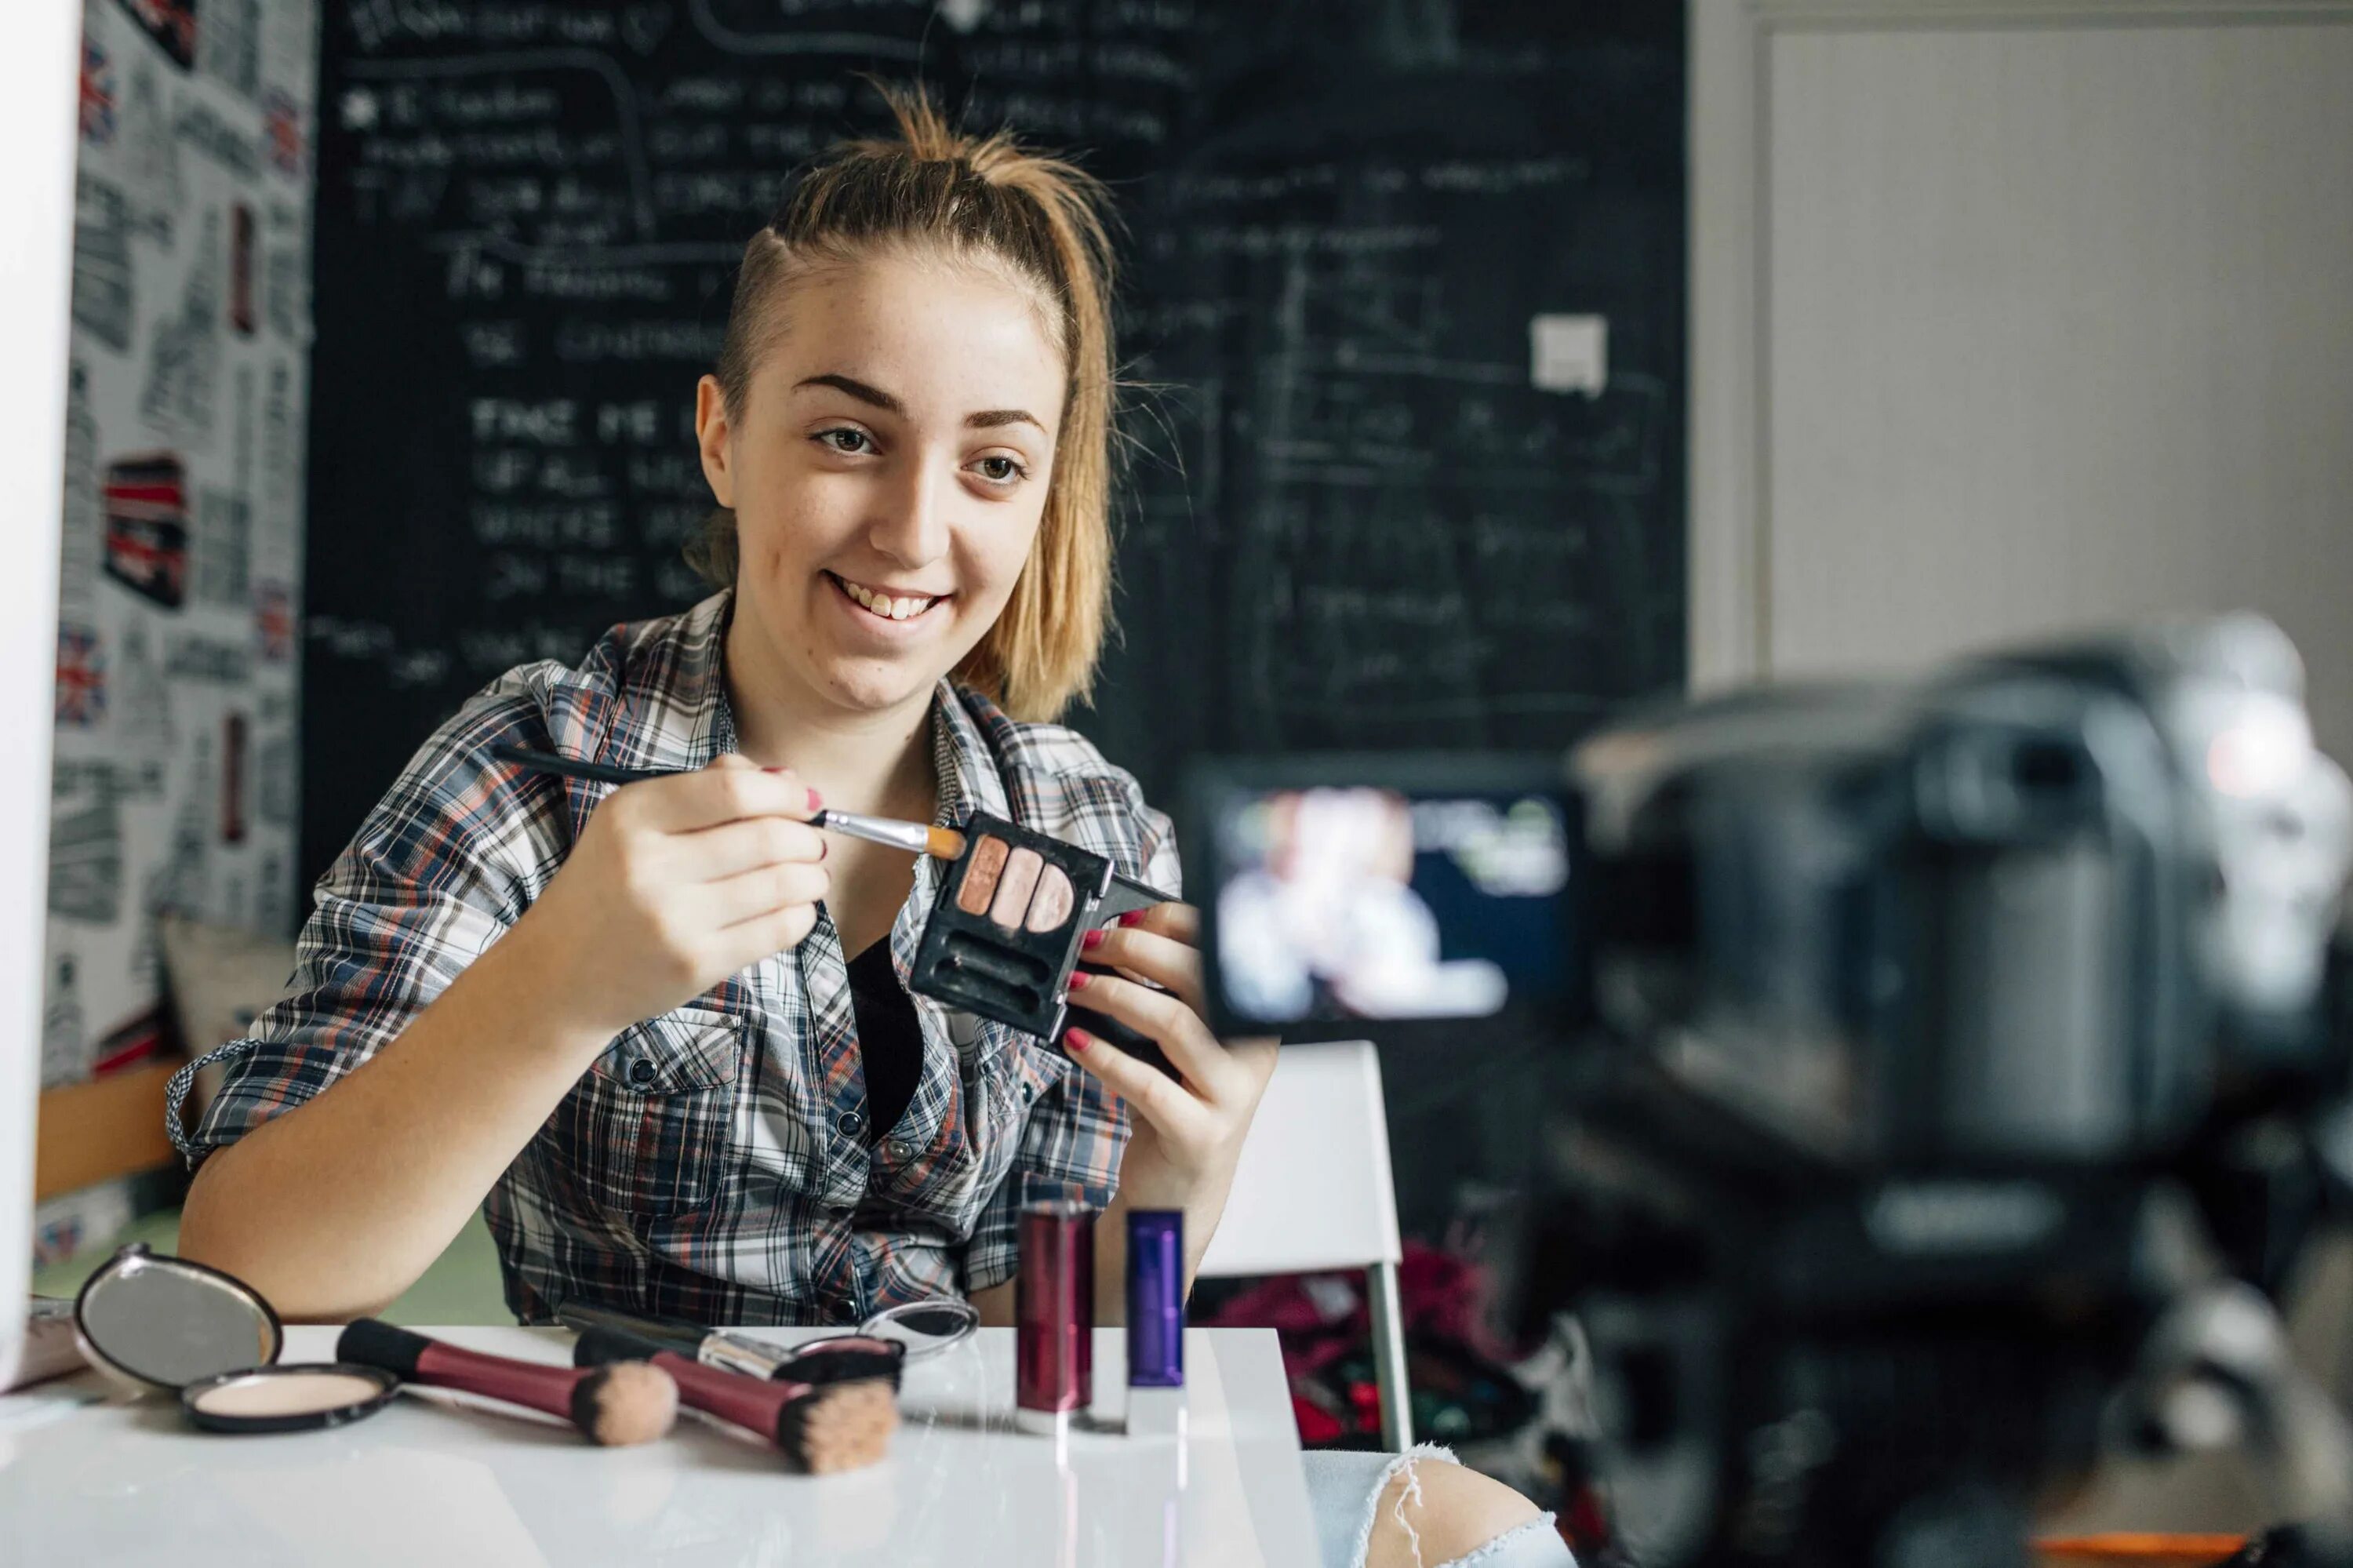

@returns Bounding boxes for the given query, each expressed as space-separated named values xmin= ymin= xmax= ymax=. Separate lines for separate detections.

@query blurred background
xmin=26 ymin=0 xmax=2353 ymax=1547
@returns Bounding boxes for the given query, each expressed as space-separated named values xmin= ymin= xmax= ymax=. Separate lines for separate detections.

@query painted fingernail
xmin=1066 ymin=970 xmax=1090 ymax=990
xmin=1081 ymin=929 xmax=1106 ymax=951
xmin=1064 ymin=1028 xmax=1092 ymax=1053
xmin=1118 ymin=911 xmax=1147 ymax=928
xmin=806 ymin=785 xmax=824 ymax=812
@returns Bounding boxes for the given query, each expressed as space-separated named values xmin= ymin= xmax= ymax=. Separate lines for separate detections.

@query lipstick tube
xmin=1126 ymin=1210 xmax=1187 ymax=1437
xmin=1016 ymin=1200 xmax=1094 ymax=1434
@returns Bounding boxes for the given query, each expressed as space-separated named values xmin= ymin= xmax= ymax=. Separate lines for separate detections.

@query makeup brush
xmin=573 ymin=1324 xmax=898 ymax=1474
xmin=488 ymin=744 xmax=967 ymax=859
xmin=557 ymin=1302 xmax=905 ymax=1389
xmin=337 ymin=1319 xmax=677 ymax=1446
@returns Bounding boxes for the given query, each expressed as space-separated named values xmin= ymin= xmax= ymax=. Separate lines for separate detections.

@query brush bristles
xmin=574 ymin=1361 xmax=678 ymax=1446
xmin=777 ymin=1380 xmax=899 ymax=1474
xmin=928 ymin=825 xmax=967 ymax=860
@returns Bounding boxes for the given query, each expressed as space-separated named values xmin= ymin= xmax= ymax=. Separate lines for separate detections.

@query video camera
xmin=1187 ymin=616 xmax=2353 ymax=1566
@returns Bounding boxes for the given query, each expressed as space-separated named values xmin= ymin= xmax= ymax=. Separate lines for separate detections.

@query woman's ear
xmin=694 ymin=374 xmax=736 ymax=509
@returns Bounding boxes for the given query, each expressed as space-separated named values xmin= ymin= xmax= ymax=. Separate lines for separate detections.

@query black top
xmin=846 ymin=940 xmax=922 ymax=1142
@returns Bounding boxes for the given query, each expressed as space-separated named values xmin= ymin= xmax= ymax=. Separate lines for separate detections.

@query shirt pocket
xmin=539 ymin=1005 xmax=744 ymax=1218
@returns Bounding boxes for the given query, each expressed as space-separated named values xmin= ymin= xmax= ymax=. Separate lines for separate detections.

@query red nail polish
xmin=762 ymin=767 xmax=787 ymax=774
xmin=807 ymin=786 xmax=824 ymax=812
xmin=1064 ymin=1028 xmax=1091 ymax=1053
xmin=1067 ymin=970 xmax=1090 ymax=990
xmin=1118 ymin=911 xmax=1147 ymax=928
xmin=1081 ymin=929 xmax=1106 ymax=951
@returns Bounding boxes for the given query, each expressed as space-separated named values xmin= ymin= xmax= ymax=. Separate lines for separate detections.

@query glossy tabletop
xmin=0 ymin=1325 xmax=1319 ymax=1566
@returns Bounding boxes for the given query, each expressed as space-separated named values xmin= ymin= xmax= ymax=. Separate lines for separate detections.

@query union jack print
xmin=56 ymin=625 xmax=106 ymax=726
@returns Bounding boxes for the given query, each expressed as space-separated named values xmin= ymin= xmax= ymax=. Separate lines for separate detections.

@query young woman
xmin=174 ymin=89 xmax=1570 ymax=1568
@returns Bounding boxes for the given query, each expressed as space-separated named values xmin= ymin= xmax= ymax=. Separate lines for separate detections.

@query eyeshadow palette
xmin=908 ymin=811 xmax=1173 ymax=1073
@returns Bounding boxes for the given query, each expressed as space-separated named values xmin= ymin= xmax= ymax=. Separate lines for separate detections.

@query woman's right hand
xmin=518 ymin=753 xmax=829 ymax=1039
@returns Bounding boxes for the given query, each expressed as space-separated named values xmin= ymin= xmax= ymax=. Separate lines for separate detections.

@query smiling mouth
xmin=826 ymin=571 xmax=948 ymax=624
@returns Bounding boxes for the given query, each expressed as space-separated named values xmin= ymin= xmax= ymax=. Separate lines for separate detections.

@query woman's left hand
xmin=1064 ymin=902 xmax=1278 ymax=1266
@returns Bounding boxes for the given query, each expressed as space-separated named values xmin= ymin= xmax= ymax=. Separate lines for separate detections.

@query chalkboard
xmin=301 ymin=0 xmax=1685 ymax=899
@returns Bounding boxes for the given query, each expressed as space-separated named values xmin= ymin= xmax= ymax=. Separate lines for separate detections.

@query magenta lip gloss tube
xmin=1016 ymin=1199 xmax=1094 ymax=1435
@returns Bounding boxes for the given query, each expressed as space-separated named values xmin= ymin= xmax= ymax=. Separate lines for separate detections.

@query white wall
xmin=0 ymin=0 xmax=80 ymax=1399
xmin=1690 ymin=0 xmax=2353 ymax=1533
xmin=1693 ymin=0 xmax=2353 ymax=762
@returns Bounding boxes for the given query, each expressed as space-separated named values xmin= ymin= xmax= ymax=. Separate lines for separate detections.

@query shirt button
xmin=627 ymin=1058 xmax=656 ymax=1086
xmin=838 ymin=1109 xmax=865 ymax=1138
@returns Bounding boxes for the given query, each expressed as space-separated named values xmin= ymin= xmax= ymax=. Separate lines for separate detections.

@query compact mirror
xmin=860 ymin=1297 xmax=980 ymax=1361
xmin=75 ymin=1243 xmax=284 ymax=1391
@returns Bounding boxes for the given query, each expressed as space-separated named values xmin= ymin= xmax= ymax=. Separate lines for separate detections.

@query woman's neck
xmin=720 ymin=609 xmax=938 ymax=824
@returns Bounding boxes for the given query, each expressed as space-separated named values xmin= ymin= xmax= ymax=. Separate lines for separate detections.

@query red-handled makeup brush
xmin=573 ymin=1323 xmax=896 ymax=1473
xmin=339 ymin=1319 xmax=677 ymax=1446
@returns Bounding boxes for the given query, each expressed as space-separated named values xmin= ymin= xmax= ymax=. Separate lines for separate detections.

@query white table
xmin=0 ymin=1325 xmax=1322 ymax=1566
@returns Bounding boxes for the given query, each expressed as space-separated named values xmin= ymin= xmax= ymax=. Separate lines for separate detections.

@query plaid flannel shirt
xmin=171 ymin=592 xmax=1180 ymax=1326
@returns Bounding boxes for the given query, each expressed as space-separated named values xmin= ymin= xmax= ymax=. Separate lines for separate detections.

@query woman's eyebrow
xmin=795 ymin=373 xmax=903 ymax=414
xmin=794 ymin=373 xmax=1042 ymax=435
xmin=965 ymin=408 xmax=1046 ymax=434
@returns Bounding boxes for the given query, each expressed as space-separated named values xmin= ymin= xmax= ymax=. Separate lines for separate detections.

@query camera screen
xmin=1194 ymin=769 xmax=1576 ymax=1031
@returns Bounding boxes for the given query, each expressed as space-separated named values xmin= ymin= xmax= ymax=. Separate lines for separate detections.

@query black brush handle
xmin=558 ymin=1303 xmax=711 ymax=1362
xmin=337 ymin=1317 xmax=428 ymax=1378
xmin=573 ymin=1322 xmax=675 ymax=1369
xmin=489 ymin=744 xmax=670 ymax=788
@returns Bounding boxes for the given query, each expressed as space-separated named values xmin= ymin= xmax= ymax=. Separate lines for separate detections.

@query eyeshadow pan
xmin=1025 ymin=864 xmax=1075 ymax=933
xmin=958 ymin=835 xmax=1010 ymax=915
xmin=989 ymin=847 xmax=1045 ymax=930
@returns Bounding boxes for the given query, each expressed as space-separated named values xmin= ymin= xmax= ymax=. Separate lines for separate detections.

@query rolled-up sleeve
xmin=173 ymin=693 xmax=552 ymax=1167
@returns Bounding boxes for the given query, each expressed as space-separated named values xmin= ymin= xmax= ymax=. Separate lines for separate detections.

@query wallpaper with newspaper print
xmin=46 ymin=0 xmax=315 ymax=1088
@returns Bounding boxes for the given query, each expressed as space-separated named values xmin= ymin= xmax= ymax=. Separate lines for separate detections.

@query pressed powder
xmin=191 ymin=1369 xmax=388 ymax=1417
xmin=958 ymin=835 xmax=1010 ymax=915
xmin=180 ymin=1362 xmax=402 ymax=1434
xmin=1025 ymin=864 xmax=1075 ymax=933
xmin=989 ymin=847 xmax=1045 ymax=930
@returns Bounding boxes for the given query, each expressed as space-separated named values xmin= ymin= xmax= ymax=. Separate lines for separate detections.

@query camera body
xmin=1577 ymin=616 xmax=2351 ymax=1178
xmin=1189 ymin=616 xmax=2353 ymax=1565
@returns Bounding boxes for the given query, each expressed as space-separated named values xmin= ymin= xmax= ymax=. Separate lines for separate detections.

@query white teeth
xmin=836 ymin=576 xmax=933 ymax=620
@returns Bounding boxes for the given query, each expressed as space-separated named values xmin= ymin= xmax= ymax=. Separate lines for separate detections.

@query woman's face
xmin=697 ymin=249 xmax=1065 ymax=721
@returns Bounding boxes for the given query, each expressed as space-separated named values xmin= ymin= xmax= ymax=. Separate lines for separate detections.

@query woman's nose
xmin=867 ymin=454 xmax=952 ymax=569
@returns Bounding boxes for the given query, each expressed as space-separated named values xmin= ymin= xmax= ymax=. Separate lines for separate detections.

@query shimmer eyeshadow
xmin=989 ymin=848 xmax=1045 ymax=930
xmin=908 ymin=808 xmax=1175 ymax=1079
xmin=958 ymin=835 xmax=1010 ymax=915
xmin=1025 ymin=864 xmax=1075 ymax=933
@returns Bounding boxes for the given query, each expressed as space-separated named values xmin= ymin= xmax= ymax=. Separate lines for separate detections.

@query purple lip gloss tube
xmin=1126 ymin=1209 xmax=1186 ymax=1437
xmin=1016 ymin=1200 xmax=1094 ymax=1435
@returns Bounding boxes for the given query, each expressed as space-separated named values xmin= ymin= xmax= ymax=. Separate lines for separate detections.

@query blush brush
xmin=338 ymin=1319 xmax=677 ymax=1446
xmin=573 ymin=1323 xmax=898 ymax=1473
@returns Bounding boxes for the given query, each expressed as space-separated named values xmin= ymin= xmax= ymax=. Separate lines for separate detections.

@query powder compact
xmin=181 ymin=1365 xmax=401 ymax=1433
xmin=907 ymin=810 xmax=1175 ymax=1073
xmin=74 ymin=1242 xmax=402 ymax=1435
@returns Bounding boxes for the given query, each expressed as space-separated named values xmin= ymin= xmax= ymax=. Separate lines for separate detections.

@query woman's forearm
xmin=176 ymin=918 xmax=610 ymax=1322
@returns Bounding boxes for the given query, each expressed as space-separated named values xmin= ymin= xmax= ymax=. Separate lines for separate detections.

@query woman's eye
xmin=974 ymin=456 xmax=1027 ymax=484
xmin=816 ymin=427 xmax=872 ymax=455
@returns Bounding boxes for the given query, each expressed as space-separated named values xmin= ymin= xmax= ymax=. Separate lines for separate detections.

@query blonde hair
xmin=690 ymin=83 xmax=1118 ymax=722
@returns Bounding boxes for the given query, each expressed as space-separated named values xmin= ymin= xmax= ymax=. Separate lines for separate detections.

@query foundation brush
xmin=573 ymin=1322 xmax=897 ymax=1473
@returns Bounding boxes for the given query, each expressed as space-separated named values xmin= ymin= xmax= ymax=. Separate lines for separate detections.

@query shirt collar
xmin=591 ymin=588 xmax=736 ymax=773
